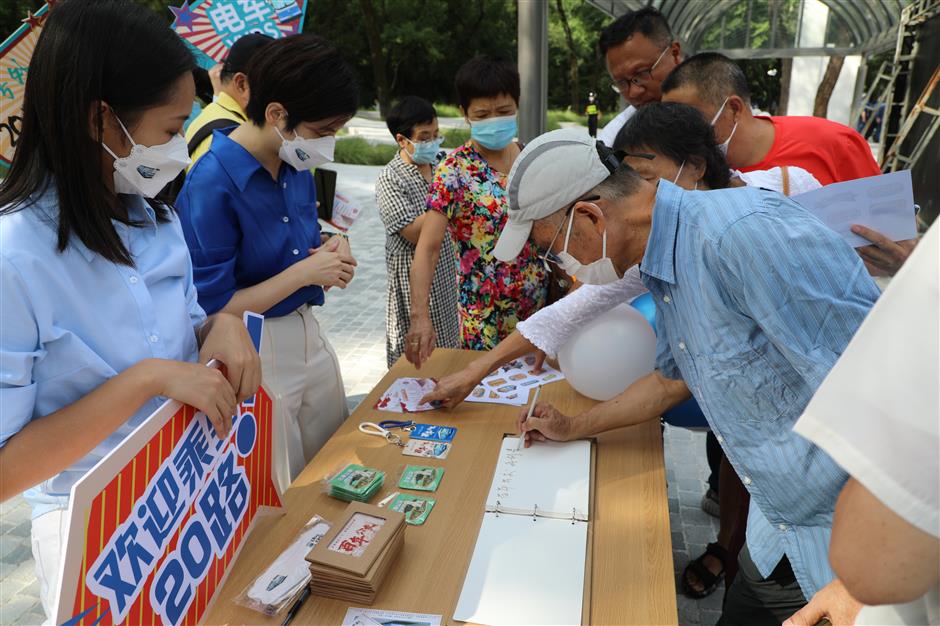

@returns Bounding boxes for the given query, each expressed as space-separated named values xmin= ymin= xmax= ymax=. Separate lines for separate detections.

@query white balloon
xmin=557 ymin=304 xmax=657 ymax=401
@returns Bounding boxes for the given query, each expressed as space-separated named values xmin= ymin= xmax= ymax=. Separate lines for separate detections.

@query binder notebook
xmin=453 ymin=436 xmax=595 ymax=626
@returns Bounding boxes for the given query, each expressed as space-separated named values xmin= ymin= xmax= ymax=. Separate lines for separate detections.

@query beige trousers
xmin=262 ymin=306 xmax=349 ymax=493
xmin=30 ymin=508 xmax=67 ymax=626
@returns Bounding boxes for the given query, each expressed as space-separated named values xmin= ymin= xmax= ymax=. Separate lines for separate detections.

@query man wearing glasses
xmin=596 ymin=7 xmax=682 ymax=147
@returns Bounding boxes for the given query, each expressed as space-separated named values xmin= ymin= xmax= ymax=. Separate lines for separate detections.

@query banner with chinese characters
xmin=0 ymin=2 xmax=50 ymax=171
xmin=55 ymin=314 xmax=283 ymax=626
xmin=169 ymin=0 xmax=308 ymax=70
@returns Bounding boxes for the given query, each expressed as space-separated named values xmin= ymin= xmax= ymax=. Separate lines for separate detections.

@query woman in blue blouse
xmin=176 ymin=34 xmax=359 ymax=492
xmin=0 ymin=1 xmax=260 ymax=621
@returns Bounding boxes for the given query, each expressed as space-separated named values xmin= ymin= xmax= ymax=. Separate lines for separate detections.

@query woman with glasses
xmin=375 ymin=97 xmax=460 ymax=368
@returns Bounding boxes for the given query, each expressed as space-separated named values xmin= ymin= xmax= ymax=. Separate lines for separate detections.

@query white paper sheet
xmin=792 ymin=170 xmax=917 ymax=248
xmin=453 ymin=513 xmax=588 ymax=626
xmin=486 ymin=437 xmax=591 ymax=520
xmin=465 ymin=355 xmax=565 ymax=406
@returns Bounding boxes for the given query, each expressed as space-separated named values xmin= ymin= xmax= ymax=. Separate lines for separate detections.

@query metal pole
xmin=517 ymin=0 xmax=548 ymax=143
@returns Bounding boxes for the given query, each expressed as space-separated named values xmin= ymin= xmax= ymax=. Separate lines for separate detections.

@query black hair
xmin=613 ymin=102 xmax=731 ymax=190
xmin=454 ymin=55 xmax=520 ymax=111
xmin=661 ymin=52 xmax=751 ymax=107
xmin=193 ymin=67 xmax=213 ymax=105
xmin=598 ymin=7 xmax=673 ymax=55
xmin=245 ymin=34 xmax=358 ymax=130
xmin=0 ymin=0 xmax=194 ymax=266
xmin=386 ymin=96 xmax=437 ymax=139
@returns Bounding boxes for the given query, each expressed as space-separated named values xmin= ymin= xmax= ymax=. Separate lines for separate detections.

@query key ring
xmin=359 ymin=422 xmax=405 ymax=446
xmin=378 ymin=419 xmax=416 ymax=432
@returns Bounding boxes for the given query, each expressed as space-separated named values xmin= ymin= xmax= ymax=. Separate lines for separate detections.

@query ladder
xmin=878 ymin=0 xmax=940 ymax=162
xmin=854 ymin=61 xmax=893 ymax=140
xmin=881 ymin=64 xmax=940 ymax=172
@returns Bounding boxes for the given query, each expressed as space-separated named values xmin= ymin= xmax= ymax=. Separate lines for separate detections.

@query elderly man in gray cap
xmin=496 ymin=128 xmax=878 ymax=626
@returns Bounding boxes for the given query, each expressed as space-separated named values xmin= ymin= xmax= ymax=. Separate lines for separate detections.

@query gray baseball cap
xmin=494 ymin=128 xmax=618 ymax=262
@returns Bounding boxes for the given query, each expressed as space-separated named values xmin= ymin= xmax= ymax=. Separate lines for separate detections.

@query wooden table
xmin=204 ymin=349 xmax=677 ymax=625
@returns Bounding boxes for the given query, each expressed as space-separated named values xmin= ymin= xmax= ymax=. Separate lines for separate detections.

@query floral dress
xmin=427 ymin=141 xmax=548 ymax=350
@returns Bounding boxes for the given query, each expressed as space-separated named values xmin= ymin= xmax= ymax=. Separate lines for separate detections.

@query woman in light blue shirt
xmin=0 ymin=1 xmax=260 ymax=621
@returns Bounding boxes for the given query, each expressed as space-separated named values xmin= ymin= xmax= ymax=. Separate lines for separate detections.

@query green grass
xmin=334 ymin=128 xmax=471 ymax=166
xmin=433 ymin=103 xmax=463 ymax=118
xmin=334 ymin=137 xmax=398 ymax=166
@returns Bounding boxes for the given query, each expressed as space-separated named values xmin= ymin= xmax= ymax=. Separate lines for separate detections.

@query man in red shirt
xmin=661 ymin=52 xmax=916 ymax=276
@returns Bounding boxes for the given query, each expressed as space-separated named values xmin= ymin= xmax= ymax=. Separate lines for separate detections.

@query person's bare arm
xmin=831 ymin=477 xmax=940 ymax=605
xmin=421 ymin=330 xmax=539 ymax=408
xmin=0 ymin=359 xmax=237 ymax=503
xmin=405 ymin=211 xmax=449 ymax=368
xmin=399 ymin=212 xmax=431 ymax=245
xmin=518 ymin=371 xmax=691 ymax=445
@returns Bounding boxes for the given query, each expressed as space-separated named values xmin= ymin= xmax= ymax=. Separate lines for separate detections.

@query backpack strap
xmin=187 ymin=118 xmax=239 ymax=155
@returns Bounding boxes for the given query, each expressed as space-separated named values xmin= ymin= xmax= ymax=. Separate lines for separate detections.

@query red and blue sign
xmin=56 ymin=313 xmax=282 ymax=626
xmin=169 ymin=0 xmax=308 ymax=69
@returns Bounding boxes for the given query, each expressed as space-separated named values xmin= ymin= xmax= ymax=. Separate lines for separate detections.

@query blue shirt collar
xmin=29 ymin=182 xmax=158 ymax=263
xmin=640 ymin=179 xmax=683 ymax=285
xmin=208 ymin=127 xmax=268 ymax=192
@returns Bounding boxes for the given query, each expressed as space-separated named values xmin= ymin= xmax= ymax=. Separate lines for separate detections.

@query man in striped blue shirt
xmin=494 ymin=130 xmax=880 ymax=624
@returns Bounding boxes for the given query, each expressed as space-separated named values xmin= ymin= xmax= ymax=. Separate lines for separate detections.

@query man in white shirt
xmin=788 ymin=222 xmax=938 ymax=625
xmin=595 ymin=7 xmax=683 ymax=147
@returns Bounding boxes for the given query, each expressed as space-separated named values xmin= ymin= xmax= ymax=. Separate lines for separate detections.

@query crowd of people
xmin=0 ymin=1 xmax=935 ymax=625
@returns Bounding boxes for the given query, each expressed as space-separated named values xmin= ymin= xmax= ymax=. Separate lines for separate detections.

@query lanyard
xmin=358 ymin=422 xmax=406 ymax=447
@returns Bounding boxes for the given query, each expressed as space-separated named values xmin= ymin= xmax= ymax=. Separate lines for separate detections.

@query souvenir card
xmin=398 ymin=465 xmax=444 ymax=492
xmin=408 ymin=423 xmax=457 ymax=443
xmin=401 ymin=439 xmax=451 ymax=460
xmin=329 ymin=464 xmax=385 ymax=502
xmin=389 ymin=493 xmax=435 ymax=526
xmin=328 ymin=513 xmax=387 ymax=557
xmin=375 ymin=378 xmax=441 ymax=413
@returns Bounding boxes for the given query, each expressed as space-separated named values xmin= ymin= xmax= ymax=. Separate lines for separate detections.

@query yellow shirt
xmin=184 ymin=92 xmax=246 ymax=170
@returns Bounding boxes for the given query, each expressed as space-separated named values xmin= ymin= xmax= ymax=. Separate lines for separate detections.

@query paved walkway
xmin=0 ymin=163 xmax=721 ymax=626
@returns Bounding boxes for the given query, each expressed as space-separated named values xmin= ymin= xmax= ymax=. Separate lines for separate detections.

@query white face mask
xmin=276 ymin=125 xmax=335 ymax=171
xmin=710 ymin=97 xmax=738 ymax=157
xmin=554 ymin=206 xmax=620 ymax=285
xmin=102 ymin=116 xmax=190 ymax=198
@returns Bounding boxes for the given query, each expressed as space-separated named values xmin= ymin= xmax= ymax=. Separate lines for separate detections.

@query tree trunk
xmin=777 ymin=57 xmax=792 ymax=115
xmin=813 ymin=55 xmax=845 ymax=118
xmin=358 ymin=0 xmax=390 ymax=118
xmin=554 ymin=0 xmax=580 ymax=112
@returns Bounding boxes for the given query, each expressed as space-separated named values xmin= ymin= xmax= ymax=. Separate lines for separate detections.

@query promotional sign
xmin=169 ymin=0 xmax=308 ymax=69
xmin=0 ymin=2 xmax=50 ymax=171
xmin=56 ymin=313 xmax=282 ymax=626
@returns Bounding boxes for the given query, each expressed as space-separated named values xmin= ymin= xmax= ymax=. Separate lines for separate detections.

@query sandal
xmin=681 ymin=542 xmax=727 ymax=599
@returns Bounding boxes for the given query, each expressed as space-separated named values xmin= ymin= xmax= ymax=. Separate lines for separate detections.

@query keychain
xmin=377 ymin=419 xmax=415 ymax=432
xmin=358 ymin=422 xmax=406 ymax=447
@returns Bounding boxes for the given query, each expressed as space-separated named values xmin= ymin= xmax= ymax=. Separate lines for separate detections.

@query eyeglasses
xmin=537 ymin=195 xmax=601 ymax=271
xmin=610 ymin=45 xmax=670 ymax=94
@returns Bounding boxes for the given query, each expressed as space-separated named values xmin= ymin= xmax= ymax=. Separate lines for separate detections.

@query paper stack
xmin=329 ymin=464 xmax=385 ymax=502
xmin=306 ymin=502 xmax=406 ymax=604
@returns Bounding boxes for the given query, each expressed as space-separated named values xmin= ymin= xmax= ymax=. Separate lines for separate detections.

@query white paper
xmin=465 ymin=354 xmax=565 ymax=406
xmin=486 ymin=438 xmax=591 ymax=520
xmin=792 ymin=170 xmax=916 ymax=248
xmin=341 ymin=607 xmax=442 ymax=626
xmin=453 ymin=513 xmax=588 ymax=626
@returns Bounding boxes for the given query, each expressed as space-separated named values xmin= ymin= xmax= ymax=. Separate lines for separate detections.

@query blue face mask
xmin=406 ymin=136 xmax=443 ymax=164
xmin=470 ymin=115 xmax=517 ymax=150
